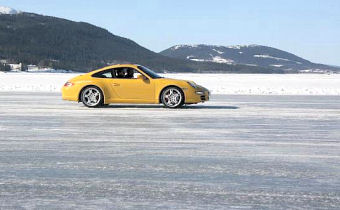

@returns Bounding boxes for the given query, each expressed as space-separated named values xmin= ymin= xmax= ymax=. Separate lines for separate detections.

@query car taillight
xmin=64 ymin=81 xmax=74 ymax=87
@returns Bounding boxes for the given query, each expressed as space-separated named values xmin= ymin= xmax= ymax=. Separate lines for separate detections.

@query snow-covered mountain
xmin=0 ymin=6 xmax=20 ymax=15
xmin=161 ymin=44 xmax=339 ymax=73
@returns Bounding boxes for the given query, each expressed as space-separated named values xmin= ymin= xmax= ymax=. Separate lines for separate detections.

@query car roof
xmin=89 ymin=64 xmax=140 ymax=74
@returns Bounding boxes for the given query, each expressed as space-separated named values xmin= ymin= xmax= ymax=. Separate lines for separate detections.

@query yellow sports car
xmin=62 ymin=64 xmax=209 ymax=108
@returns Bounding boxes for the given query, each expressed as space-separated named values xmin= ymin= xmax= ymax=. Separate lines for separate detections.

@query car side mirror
xmin=137 ymin=74 xmax=148 ymax=81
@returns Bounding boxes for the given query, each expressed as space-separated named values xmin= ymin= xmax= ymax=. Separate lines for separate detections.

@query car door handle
xmin=112 ymin=83 xmax=120 ymax=86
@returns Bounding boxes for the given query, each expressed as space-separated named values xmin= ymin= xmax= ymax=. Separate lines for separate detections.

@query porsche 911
xmin=61 ymin=64 xmax=210 ymax=108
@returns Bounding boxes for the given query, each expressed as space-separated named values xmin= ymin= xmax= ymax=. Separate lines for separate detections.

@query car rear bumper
xmin=61 ymin=86 xmax=79 ymax=101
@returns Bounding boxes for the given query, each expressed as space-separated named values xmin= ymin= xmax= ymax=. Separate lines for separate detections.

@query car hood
xmin=159 ymin=78 xmax=209 ymax=91
xmin=158 ymin=77 xmax=187 ymax=82
xmin=159 ymin=77 xmax=199 ymax=84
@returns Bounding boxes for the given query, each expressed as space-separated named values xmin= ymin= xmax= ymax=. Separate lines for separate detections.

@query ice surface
xmin=0 ymin=93 xmax=339 ymax=209
xmin=1 ymin=72 xmax=340 ymax=95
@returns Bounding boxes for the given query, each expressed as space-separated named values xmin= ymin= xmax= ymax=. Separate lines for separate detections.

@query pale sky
xmin=1 ymin=0 xmax=340 ymax=65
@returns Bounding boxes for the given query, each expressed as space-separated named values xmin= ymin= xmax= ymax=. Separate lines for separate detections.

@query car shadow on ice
xmin=183 ymin=105 xmax=239 ymax=109
xmin=99 ymin=104 xmax=239 ymax=109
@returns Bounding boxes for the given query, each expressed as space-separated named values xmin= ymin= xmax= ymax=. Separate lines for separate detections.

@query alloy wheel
xmin=82 ymin=87 xmax=102 ymax=107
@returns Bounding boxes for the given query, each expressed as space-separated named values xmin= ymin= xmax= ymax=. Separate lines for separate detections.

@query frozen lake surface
xmin=0 ymin=93 xmax=339 ymax=209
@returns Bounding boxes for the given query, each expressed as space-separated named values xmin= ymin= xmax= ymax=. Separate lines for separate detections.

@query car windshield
xmin=137 ymin=65 xmax=163 ymax=79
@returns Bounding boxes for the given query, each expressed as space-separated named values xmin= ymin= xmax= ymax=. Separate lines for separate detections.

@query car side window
xmin=92 ymin=69 xmax=113 ymax=78
xmin=112 ymin=68 xmax=142 ymax=79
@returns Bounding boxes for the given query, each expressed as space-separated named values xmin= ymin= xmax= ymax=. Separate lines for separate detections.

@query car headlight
xmin=187 ymin=81 xmax=197 ymax=89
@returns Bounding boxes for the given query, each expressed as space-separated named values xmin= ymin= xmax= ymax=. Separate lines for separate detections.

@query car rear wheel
xmin=81 ymin=86 xmax=103 ymax=108
xmin=161 ymin=87 xmax=184 ymax=108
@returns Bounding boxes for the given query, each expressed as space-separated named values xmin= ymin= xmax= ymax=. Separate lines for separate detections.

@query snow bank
xmin=0 ymin=72 xmax=340 ymax=95
xmin=0 ymin=72 xmax=79 ymax=92
xmin=167 ymin=73 xmax=340 ymax=95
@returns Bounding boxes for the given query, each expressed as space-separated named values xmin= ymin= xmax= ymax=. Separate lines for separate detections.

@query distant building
xmin=0 ymin=59 xmax=7 ymax=64
xmin=27 ymin=64 xmax=38 ymax=71
xmin=8 ymin=63 xmax=22 ymax=71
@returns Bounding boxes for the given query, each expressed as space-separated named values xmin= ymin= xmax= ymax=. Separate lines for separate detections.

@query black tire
xmin=81 ymin=86 xmax=103 ymax=108
xmin=161 ymin=86 xmax=184 ymax=108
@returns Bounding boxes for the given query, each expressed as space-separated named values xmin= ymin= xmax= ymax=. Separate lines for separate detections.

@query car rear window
xmin=92 ymin=69 xmax=113 ymax=78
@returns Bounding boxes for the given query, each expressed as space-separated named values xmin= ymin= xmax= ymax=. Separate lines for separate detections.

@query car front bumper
xmin=184 ymin=86 xmax=210 ymax=104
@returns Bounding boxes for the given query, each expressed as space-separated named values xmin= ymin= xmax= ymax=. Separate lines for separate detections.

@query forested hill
xmin=0 ymin=12 xmax=280 ymax=73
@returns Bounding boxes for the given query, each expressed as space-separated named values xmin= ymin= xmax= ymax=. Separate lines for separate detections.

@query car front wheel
xmin=161 ymin=87 xmax=184 ymax=108
xmin=81 ymin=86 xmax=103 ymax=108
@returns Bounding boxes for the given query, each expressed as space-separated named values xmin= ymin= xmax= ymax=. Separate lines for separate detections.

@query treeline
xmin=0 ymin=63 xmax=10 ymax=71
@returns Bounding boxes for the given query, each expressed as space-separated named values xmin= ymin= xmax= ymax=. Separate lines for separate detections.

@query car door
xmin=107 ymin=67 xmax=155 ymax=102
xmin=91 ymin=68 xmax=120 ymax=100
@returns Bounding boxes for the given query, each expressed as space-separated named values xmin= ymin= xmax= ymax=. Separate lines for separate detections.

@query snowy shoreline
xmin=1 ymin=72 xmax=340 ymax=95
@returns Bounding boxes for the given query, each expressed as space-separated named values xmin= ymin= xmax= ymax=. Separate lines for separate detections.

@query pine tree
xmin=0 ymin=63 xmax=11 ymax=72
